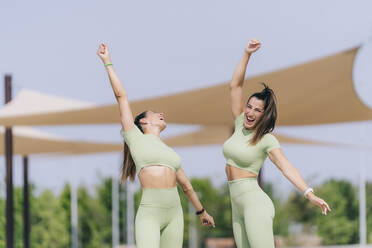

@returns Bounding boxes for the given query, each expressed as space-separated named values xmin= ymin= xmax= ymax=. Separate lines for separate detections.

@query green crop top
xmin=222 ymin=112 xmax=280 ymax=175
xmin=121 ymin=126 xmax=182 ymax=173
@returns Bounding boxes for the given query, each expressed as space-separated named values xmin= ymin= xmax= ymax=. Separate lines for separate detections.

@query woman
xmin=223 ymin=39 xmax=331 ymax=248
xmin=97 ymin=42 xmax=215 ymax=248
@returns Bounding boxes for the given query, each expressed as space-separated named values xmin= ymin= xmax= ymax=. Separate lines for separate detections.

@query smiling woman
xmin=97 ymin=42 xmax=215 ymax=248
xmin=223 ymin=39 xmax=331 ymax=248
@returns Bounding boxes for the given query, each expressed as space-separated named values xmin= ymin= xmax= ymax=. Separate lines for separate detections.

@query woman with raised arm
xmin=97 ymin=43 xmax=214 ymax=248
xmin=223 ymin=39 xmax=331 ymax=248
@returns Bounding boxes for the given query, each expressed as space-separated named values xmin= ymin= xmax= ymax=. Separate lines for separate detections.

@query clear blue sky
xmin=0 ymin=0 xmax=372 ymax=198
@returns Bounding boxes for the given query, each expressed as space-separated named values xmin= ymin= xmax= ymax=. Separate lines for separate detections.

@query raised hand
xmin=308 ymin=194 xmax=331 ymax=215
xmin=97 ymin=42 xmax=112 ymax=64
xmin=245 ymin=39 xmax=261 ymax=54
xmin=199 ymin=211 xmax=215 ymax=228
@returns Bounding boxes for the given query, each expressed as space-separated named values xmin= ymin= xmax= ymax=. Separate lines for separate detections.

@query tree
xmin=178 ymin=178 xmax=233 ymax=247
xmin=31 ymin=189 xmax=69 ymax=248
xmin=95 ymin=177 xmax=114 ymax=246
xmin=316 ymin=179 xmax=359 ymax=245
xmin=59 ymin=183 xmax=72 ymax=247
xmin=119 ymin=183 xmax=127 ymax=244
xmin=287 ymin=179 xmax=359 ymax=245
xmin=263 ymin=183 xmax=290 ymax=237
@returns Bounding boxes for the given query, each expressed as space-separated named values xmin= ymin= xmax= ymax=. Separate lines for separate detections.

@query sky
xmin=0 ymin=0 xmax=372 ymax=198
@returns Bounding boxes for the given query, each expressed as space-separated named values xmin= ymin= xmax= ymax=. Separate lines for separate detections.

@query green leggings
xmin=229 ymin=178 xmax=275 ymax=248
xmin=135 ymin=187 xmax=184 ymax=248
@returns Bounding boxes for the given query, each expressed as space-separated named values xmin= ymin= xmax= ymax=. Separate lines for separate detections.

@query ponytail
xmin=120 ymin=111 xmax=147 ymax=182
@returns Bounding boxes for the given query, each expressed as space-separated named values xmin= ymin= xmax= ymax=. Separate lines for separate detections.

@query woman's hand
xmin=308 ymin=194 xmax=331 ymax=215
xmin=199 ymin=211 xmax=215 ymax=228
xmin=245 ymin=39 xmax=261 ymax=55
xmin=97 ymin=42 xmax=112 ymax=64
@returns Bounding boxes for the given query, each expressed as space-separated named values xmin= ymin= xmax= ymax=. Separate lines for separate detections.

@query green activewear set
xmin=223 ymin=112 xmax=280 ymax=248
xmin=122 ymin=126 xmax=183 ymax=248
xmin=122 ymin=111 xmax=280 ymax=248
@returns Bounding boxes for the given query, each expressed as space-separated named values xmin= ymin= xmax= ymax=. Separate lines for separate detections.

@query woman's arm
xmin=176 ymin=168 xmax=215 ymax=227
xmin=268 ymin=148 xmax=331 ymax=215
xmin=97 ymin=43 xmax=134 ymax=131
xmin=230 ymin=39 xmax=261 ymax=118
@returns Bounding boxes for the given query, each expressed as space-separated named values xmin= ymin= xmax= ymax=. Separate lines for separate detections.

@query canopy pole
xmin=23 ymin=156 xmax=30 ymax=248
xmin=5 ymin=74 xmax=14 ymax=248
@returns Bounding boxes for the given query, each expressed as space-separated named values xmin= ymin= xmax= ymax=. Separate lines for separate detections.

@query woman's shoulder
xmin=260 ymin=132 xmax=279 ymax=143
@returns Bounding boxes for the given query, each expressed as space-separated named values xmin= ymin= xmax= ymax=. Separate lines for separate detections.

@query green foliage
xmin=31 ymin=189 xmax=69 ymax=248
xmin=178 ymin=178 xmax=233 ymax=247
xmin=263 ymin=183 xmax=290 ymax=236
xmin=286 ymin=179 xmax=360 ymax=245
xmin=59 ymin=184 xmax=71 ymax=247
xmin=0 ymin=177 xmax=370 ymax=247
xmin=286 ymin=190 xmax=317 ymax=225
xmin=95 ymin=178 xmax=113 ymax=245
xmin=367 ymin=183 xmax=372 ymax=243
xmin=119 ymin=183 xmax=127 ymax=244
xmin=315 ymin=179 xmax=359 ymax=245
xmin=14 ymin=187 xmax=24 ymax=248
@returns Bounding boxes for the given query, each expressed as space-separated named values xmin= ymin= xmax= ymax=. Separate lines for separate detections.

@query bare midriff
xmin=225 ymin=164 xmax=257 ymax=181
xmin=138 ymin=165 xmax=177 ymax=188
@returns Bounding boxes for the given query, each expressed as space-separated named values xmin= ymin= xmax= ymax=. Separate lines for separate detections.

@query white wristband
xmin=303 ymin=187 xmax=314 ymax=198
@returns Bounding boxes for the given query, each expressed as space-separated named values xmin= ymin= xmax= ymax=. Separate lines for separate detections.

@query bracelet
xmin=196 ymin=208 xmax=205 ymax=215
xmin=303 ymin=187 xmax=314 ymax=198
xmin=104 ymin=62 xmax=113 ymax=67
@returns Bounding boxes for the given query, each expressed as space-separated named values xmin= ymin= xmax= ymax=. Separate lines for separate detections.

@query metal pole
xmin=188 ymin=201 xmax=198 ymax=248
xmin=126 ymin=181 xmax=134 ymax=247
xmin=121 ymin=183 xmax=126 ymax=244
xmin=71 ymin=184 xmax=78 ymax=248
xmin=23 ymin=156 xmax=30 ymax=248
xmin=359 ymin=126 xmax=366 ymax=247
xmin=5 ymin=74 xmax=14 ymax=248
xmin=112 ymin=175 xmax=119 ymax=248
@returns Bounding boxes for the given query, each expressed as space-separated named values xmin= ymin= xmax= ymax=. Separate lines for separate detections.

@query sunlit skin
xmin=97 ymin=43 xmax=215 ymax=226
xmin=226 ymin=39 xmax=331 ymax=215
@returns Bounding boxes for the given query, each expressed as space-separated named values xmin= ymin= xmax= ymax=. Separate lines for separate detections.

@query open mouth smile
xmin=246 ymin=115 xmax=255 ymax=124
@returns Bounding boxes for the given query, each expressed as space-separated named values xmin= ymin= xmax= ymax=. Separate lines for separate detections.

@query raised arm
xmin=176 ymin=168 xmax=215 ymax=227
xmin=268 ymin=148 xmax=331 ymax=215
xmin=97 ymin=43 xmax=134 ymax=131
xmin=230 ymin=39 xmax=261 ymax=118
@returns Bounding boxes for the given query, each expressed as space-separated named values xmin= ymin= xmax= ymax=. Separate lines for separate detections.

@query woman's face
xmin=141 ymin=111 xmax=167 ymax=131
xmin=244 ymin=97 xmax=265 ymax=130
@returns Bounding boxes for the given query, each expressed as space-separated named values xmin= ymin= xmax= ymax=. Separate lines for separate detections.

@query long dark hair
xmin=248 ymin=83 xmax=277 ymax=145
xmin=121 ymin=111 xmax=147 ymax=182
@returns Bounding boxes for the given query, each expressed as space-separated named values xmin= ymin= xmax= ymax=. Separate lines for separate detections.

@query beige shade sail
xmin=0 ymin=126 xmax=122 ymax=155
xmin=128 ymin=47 xmax=372 ymax=126
xmin=163 ymin=126 xmax=346 ymax=148
xmin=0 ymin=126 xmax=335 ymax=156
xmin=0 ymin=47 xmax=368 ymax=127
xmin=0 ymin=89 xmax=112 ymax=126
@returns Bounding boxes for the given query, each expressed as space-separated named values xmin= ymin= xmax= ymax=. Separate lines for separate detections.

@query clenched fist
xmin=245 ymin=39 xmax=261 ymax=55
xmin=97 ymin=42 xmax=112 ymax=64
